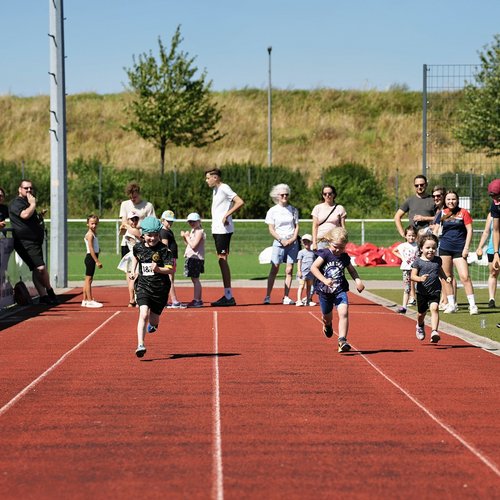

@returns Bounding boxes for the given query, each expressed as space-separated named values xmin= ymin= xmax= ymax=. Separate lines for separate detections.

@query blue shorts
xmin=318 ymin=291 xmax=348 ymax=315
xmin=271 ymin=240 xmax=299 ymax=265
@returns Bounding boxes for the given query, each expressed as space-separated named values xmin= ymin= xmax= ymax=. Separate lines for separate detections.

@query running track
xmin=0 ymin=287 xmax=499 ymax=499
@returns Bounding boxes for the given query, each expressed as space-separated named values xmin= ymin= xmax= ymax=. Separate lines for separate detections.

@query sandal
xmin=128 ymin=301 xmax=137 ymax=307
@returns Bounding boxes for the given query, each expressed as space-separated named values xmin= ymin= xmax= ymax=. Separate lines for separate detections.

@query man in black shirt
xmin=8 ymin=180 xmax=57 ymax=305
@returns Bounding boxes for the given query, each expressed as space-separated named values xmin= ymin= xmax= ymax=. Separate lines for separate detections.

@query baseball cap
xmin=127 ymin=210 xmax=139 ymax=219
xmin=301 ymin=234 xmax=313 ymax=242
xmin=140 ymin=216 xmax=162 ymax=234
xmin=186 ymin=212 xmax=201 ymax=222
xmin=487 ymin=179 xmax=500 ymax=195
xmin=161 ymin=210 xmax=176 ymax=221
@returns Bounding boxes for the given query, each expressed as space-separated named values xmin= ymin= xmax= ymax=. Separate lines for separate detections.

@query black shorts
xmin=84 ymin=253 xmax=98 ymax=277
xmin=439 ymin=248 xmax=464 ymax=259
xmin=213 ymin=233 xmax=232 ymax=255
xmin=416 ymin=292 xmax=441 ymax=314
xmin=14 ymin=238 xmax=45 ymax=271
xmin=184 ymin=257 xmax=205 ymax=278
xmin=135 ymin=288 xmax=169 ymax=315
xmin=121 ymin=245 xmax=129 ymax=258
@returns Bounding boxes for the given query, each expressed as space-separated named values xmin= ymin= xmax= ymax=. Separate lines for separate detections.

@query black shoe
xmin=39 ymin=295 xmax=52 ymax=305
xmin=211 ymin=296 xmax=236 ymax=307
xmin=135 ymin=345 xmax=147 ymax=358
xmin=338 ymin=337 xmax=351 ymax=352
xmin=488 ymin=299 xmax=496 ymax=309
xmin=323 ymin=324 xmax=333 ymax=338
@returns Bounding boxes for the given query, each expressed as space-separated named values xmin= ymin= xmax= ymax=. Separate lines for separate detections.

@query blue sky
xmin=1 ymin=0 xmax=499 ymax=96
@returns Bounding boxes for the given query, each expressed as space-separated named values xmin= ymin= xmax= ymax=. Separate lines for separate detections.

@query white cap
xmin=186 ymin=212 xmax=201 ymax=222
xmin=301 ymin=234 xmax=312 ymax=242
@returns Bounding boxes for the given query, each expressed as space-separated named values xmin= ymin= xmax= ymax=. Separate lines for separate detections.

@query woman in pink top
xmin=311 ymin=184 xmax=347 ymax=251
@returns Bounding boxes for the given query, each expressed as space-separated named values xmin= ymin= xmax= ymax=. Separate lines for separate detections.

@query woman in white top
xmin=311 ymin=184 xmax=346 ymax=250
xmin=263 ymin=183 xmax=300 ymax=305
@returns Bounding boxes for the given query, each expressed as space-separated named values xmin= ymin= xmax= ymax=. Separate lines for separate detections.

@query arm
xmin=347 ymin=263 xmax=364 ymax=292
xmin=475 ymin=214 xmax=492 ymax=257
xmin=462 ymin=222 xmax=473 ymax=259
xmin=493 ymin=217 xmax=500 ymax=270
xmin=411 ymin=267 xmax=428 ymax=283
xmin=20 ymin=193 xmax=37 ymax=220
xmin=311 ymin=216 xmax=319 ymax=250
xmin=222 ymin=195 xmax=245 ymax=226
xmin=394 ymin=209 xmax=406 ymax=238
xmin=311 ymin=256 xmax=331 ymax=286
xmin=85 ymin=233 xmax=102 ymax=268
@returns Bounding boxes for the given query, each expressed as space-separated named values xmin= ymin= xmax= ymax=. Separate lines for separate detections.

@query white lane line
xmin=0 ymin=311 xmax=121 ymax=417
xmin=309 ymin=313 xmax=500 ymax=478
xmin=212 ymin=311 xmax=224 ymax=500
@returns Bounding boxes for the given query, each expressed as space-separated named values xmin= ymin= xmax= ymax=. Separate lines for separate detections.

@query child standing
xmin=119 ymin=210 xmax=142 ymax=307
xmin=311 ymin=227 xmax=365 ymax=353
xmin=392 ymin=226 xmax=418 ymax=314
xmin=130 ymin=217 xmax=174 ymax=358
xmin=181 ymin=213 xmax=205 ymax=308
xmin=296 ymin=234 xmax=316 ymax=307
xmin=160 ymin=210 xmax=185 ymax=309
xmin=82 ymin=214 xmax=103 ymax=308
xmin=411 ymin=233 xmax=452 ymax=344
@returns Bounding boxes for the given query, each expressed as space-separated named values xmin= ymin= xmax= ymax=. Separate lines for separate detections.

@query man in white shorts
xmin=205 ymin=168 xmax=245 ymax=306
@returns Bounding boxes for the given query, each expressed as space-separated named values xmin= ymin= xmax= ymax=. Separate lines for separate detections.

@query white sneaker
xmin=295 ymin=301 xmax=303 ymax=307
xmin=408 ymin=298 xmax=416 ymax=306
xmin=438 ymin=303 xmax=447 ymax=311
xmin=416 ymin=325 xmax=425 ymax=341
xmin=443 ymin=304 xmax=458 ymax=314
xmin=282 ymin=296 xmax=295 ymax=305
xmin=81 ymin=300 xmax=88 ymax=307
xmin=301 ymin=297 xmax=308 ymax=305
xmin=86 ymin=300 xmax=103 ymax=308
xmin=263 ymin=295 xmax=271 ymax=305
xmin=308 ymin=301 xmax=317 ymax=306
xmin=469 ymin=305 xmax=479 ymax=315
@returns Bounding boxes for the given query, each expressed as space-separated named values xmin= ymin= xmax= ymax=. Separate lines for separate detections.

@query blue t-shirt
xmin=313 ymin=248 xmax=350 ymax=295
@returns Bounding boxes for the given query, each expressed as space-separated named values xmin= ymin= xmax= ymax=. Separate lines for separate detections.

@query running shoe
xmin=469 ymin=305 xmax=479 ymax=315
xmin=295 ymin=301 xmax=303 ymax=307
xmin=147 ymin=323 xmax=157 ymax=333
xmin=135 ymin=345 xmax=147 ymax=358
xmin=81 ymin=300 xmax=88 ymax=307
xmin=187 ymin=299 xmax=204 ymax=308
xmin=167 ymin=302 xmax=187 ymax=309
xmin=86 ymin=300 xmax=103 ymax=308
xmin=438 ymin=303 xmax=447 ymax=311
xmin=443 ymin=304 xmax=459 ymax=314
xmin=307 ymin=301 xmax=317 ymax=306
xmin=416 ymin=324 xmax=425 ymax=340
xmin=407 ymin=298 xmax=416 ymax=306
xmin=488 ymin=299 xmax=496 ymax=309
xmin=430 ymin=330 xmax=440 ymax=343
xmin=282 ymin=296 xmax=295 ymax=305
xmin=397 ymin=307 xmax=407 ymax=314
xmin=323 ymin=324 xmax=334 ymax=338
xmin=263 ymin=296 xmax=271 ymax=305
xmin=338 ymin=337 xmax=351 ymax=353
xmin=211 ymin=296 xmax=236 ymax=307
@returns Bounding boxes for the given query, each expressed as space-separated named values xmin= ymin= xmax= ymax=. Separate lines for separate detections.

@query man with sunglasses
xmin=8 ymin=180 xmax=57 ymax=305
xmin=394 ymin=175 xmax=435 ymax=238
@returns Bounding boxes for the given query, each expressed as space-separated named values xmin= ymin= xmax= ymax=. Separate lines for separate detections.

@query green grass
xmin=369 ymin=288 xmax=500 ymax=343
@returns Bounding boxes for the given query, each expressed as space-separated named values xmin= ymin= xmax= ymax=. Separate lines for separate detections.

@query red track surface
xmin=0 ymin=287 xmax=499 ymax=499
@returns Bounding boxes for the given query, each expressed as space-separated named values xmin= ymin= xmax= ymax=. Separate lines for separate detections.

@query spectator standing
xmin=392 ymin=226 xmax=418 ymax=314
xmin=263 ymin=183 xmax=300 ymax=305
xmin=160 ymin=210 xmax=184 ymax=309
xmin=394 ymin=175 xmax=435 ymax=238
xmin=119 ymin=182 xmax=155 ymax=257
xmin=82 ymin=214 xmax=103 ymax=308
xmin=311 ymin=184 xmax=346 ymax=251
xmin=475 ymin=213 xmax=498 ymax=309
xmin=487 ymin=179 xmax=500 ymax=271
xmin=434 ymin=190 xmax=478 ymax=315
xmin=180 ymin=212 xmax=205 ymax=308
xmin=204 ymin=168 xmax=244 ymax=307
xmin=119 ymin=210 xmax=142 ymax=307
xmin=8 ymin=179 xmax=57 ymax=304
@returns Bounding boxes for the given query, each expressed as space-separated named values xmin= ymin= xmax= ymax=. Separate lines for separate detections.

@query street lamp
xmin=267 ymin=46 xmax=272 ymax=167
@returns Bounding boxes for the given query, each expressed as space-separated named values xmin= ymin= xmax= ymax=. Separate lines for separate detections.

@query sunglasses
xmin=322 ymin=192 xmax=334 ymax=196
xmin=414 ymin=183 xmax=426 ymax=188
xmin=432 ymin=194 xmax=442 ymax=198
xmin=279 ymin=193 xmax=289 ymax=197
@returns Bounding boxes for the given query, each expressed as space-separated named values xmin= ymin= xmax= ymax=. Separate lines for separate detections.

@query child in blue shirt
xmin=296 ymin=234 xmax=316 ymax=306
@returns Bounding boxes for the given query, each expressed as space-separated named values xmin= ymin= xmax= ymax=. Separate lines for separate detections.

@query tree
xmin=454 ymin=34 xmax=500 ymax=156
xmin=124 ymin=26 xmax=224 ymax=175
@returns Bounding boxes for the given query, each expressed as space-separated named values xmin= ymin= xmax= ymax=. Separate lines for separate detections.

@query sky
xmin=1 ymin=0 xmax=499 ymax=96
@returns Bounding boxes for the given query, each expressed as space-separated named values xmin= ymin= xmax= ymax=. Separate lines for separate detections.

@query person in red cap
xmin=488 ymin=179 xmax=500 ymax=271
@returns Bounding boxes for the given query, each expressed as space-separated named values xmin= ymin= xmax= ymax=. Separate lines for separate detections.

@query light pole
xmin=267 ymin=46 xmax=272 ymax=167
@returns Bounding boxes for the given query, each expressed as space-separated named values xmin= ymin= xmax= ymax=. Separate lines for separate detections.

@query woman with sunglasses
xmin=263 ymin=183 xmax=300 ymax=305
xmin=311 ymin=184 xmax=346 ymax=251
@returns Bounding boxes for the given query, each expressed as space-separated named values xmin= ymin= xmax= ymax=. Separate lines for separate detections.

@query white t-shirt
xmin=265 ymin=204 xmax=299 ymax=239
xmin=311 ymin=203 xmax=347 ymax=239
xmin=397 ymin=241 xmax=418 ymax=270
xmin=211 ymin=183 xmax=237 ymax=234
xmin=119 ymin=199 xmax=155 ymax=246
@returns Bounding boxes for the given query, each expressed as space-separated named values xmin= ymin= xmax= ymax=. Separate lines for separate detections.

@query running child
xmin=411 ymin=233 xmax=452 ymax=344
xmin=311 ymin=227 xmax=365 ymax=353
xmin=82 ymin=214 xmax=103 ymax=308
xmin=392 ymin=226 xmax=418 ymax=314
xmin=160 ymin=210 xmax=185 ymax=308
xmin=130 ymin=217 xmax=174 ymax=358
xmin=180 ymin=212 xmax=206 ymax=308
xmin=296 ymin=234 xmax=316 ymax=306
